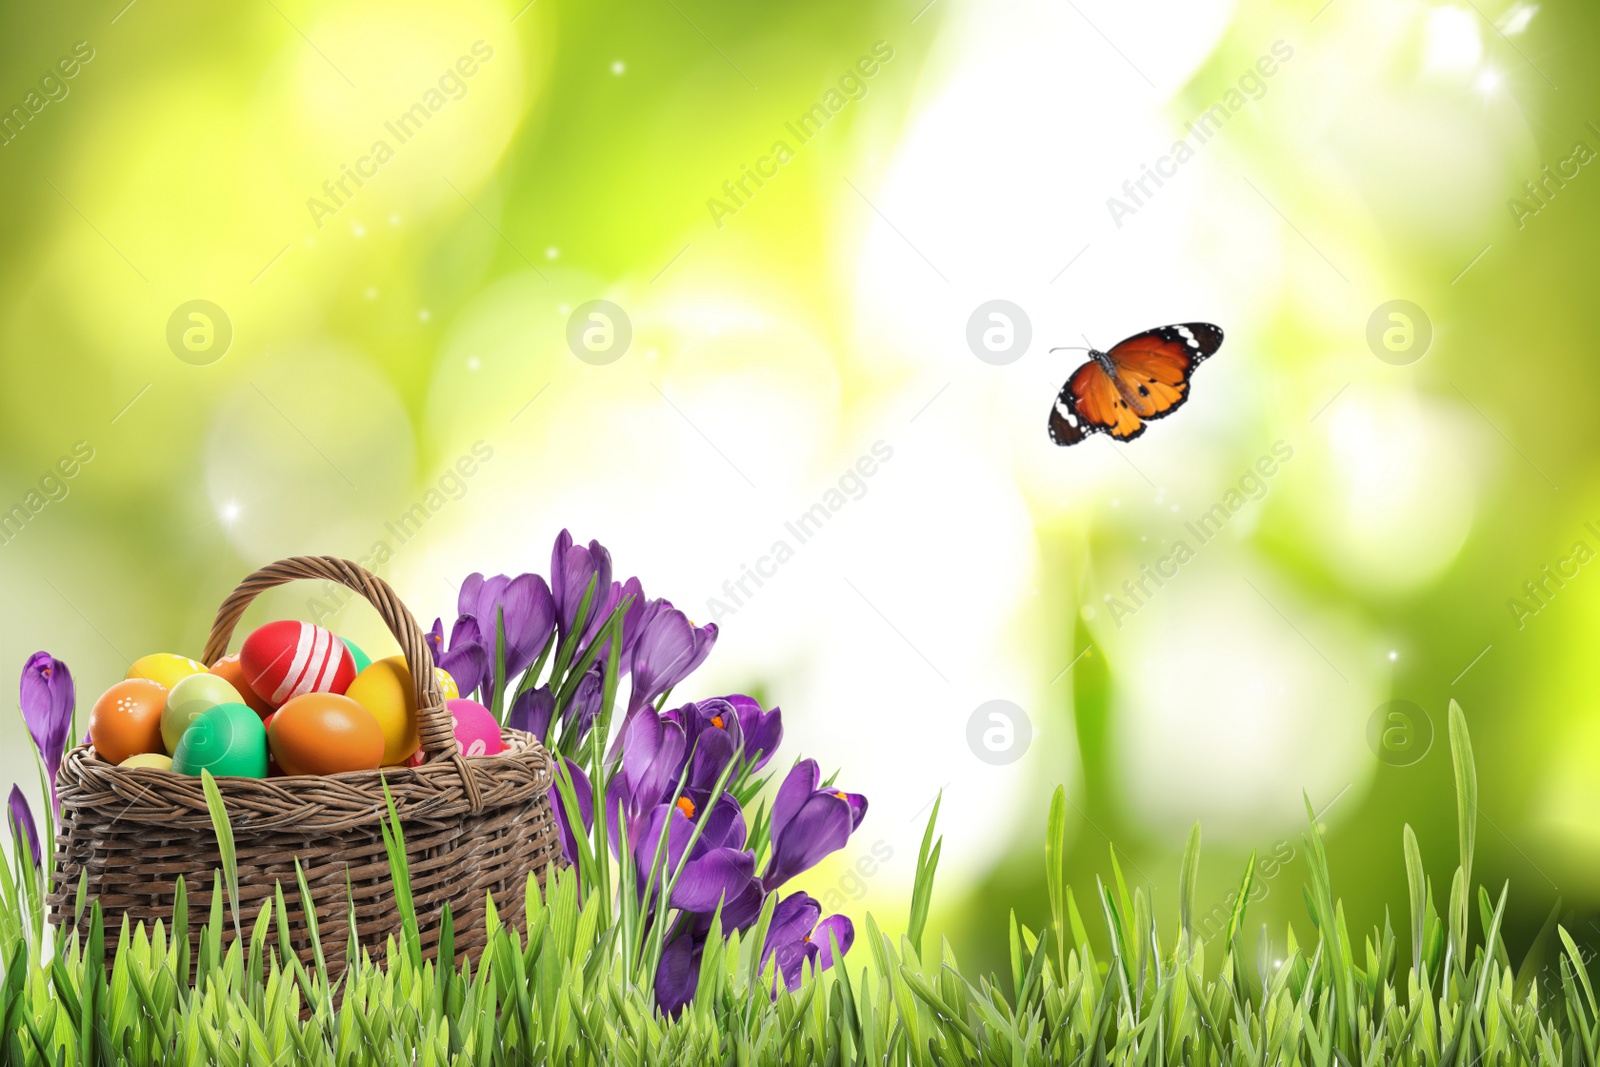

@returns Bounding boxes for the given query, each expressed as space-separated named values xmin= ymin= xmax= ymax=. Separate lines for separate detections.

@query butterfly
xmin=1047 ymin=322 xmax=1224 ymax=446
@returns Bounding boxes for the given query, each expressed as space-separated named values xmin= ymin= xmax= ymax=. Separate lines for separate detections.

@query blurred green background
xmin=1 ymin=0 xmax=1597 ymax=981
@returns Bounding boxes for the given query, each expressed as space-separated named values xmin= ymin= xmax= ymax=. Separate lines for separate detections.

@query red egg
xmin=89 ymin=679 xmax=168 ymax=764
xmin=241 ymin=621 xmax=356 ymax=707
xmin=268 ymin=693 xmax=383 ymax=776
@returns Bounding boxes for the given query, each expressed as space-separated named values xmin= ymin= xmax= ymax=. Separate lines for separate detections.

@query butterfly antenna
xmin=1049 ymin=345 xmax=1092 ymax=354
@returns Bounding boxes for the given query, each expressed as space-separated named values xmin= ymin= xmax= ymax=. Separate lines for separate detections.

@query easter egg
xmin=447 ymin=699 xmax=505 ymax=758
xmin=435 ymin=668 xmax=459 ymax=701
xmin=127 ymin=653 xmax=206 ymax=690
xmin=240 ymin=621 xmax=357 ymax=707
xmin=344 ymin=656 xmax=425 ymax=766
xmin=208 ymin=653 xmax=275 ymax=718
xmin=171 ymin=703 xmax=269 ymax=778
xmin=269 ymin=693 xmax=383 ymax=776
xmin=119 ymin=752 xmax=173 ymax=771
xmin=90 ymin=679 xmax=168 ymax=764
xmin=340 ymin=637 xmax=372 ymax=674
xmin=162 ymin=673 xmax=244 ymax=753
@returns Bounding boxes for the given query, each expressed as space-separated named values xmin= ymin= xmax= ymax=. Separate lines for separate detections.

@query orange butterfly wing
xmin=1048 ymin=362 xmax=1147 ymax=445
xmin=1048 ymin=323 xmax=1223 ymax=446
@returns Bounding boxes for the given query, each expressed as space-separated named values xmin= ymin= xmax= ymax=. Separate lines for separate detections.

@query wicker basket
xmin=47 ymin=556 xmax=563 ymax=973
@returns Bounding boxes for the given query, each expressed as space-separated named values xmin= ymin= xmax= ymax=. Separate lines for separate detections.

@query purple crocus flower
xmin=428 ymin=617 xmax=490 ymax=701
xmin=562 ymin=664 xmax=606 ymax=750
xmin=655 ymin=924 xmax=706 ymax=1016
xmin=459 ymin=572 xmax=556 ymax=681
xmin=761 ymin=891 xmax=853 ymax=991
xmin=507 ymin=684 xmax=556 ymax=741
xmin=551 ymin=530 xmax=613 ymax=638
xmin=615 ymin=577 xmax=649 ymax=666
xmin=7 ymin=786 xmax=39 ymax=868
xmin=21 ymin=652 xmax=74 ymax=816
xmin=549 ymin=758 xmax=593 ymax=873
xmin=616 ymin=707 xmax=688 ymax=817
xmin=627 ymin=603 xmax=717 ymax=715
xmin=667 ymin=698 xmax=745 ymax=793
xmin=727 ymin=695 xmax=783 ymax=775
xmin=634 ymin=797 xmax=758 ymax=913
xmin=763 ymin=759 xmax=866 ymax=890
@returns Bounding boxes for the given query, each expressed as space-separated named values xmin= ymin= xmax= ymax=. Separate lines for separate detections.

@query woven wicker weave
xmin=47 ymin=556 xmax=562 ymax=973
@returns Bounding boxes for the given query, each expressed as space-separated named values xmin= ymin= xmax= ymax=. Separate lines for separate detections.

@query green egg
xmin=171 ymin=702 xmax=268 ymax=778
xmin=162 ymin=672 xmax=244 ymax=754
xmin=341 ymin=636 xmax=372 ymax=674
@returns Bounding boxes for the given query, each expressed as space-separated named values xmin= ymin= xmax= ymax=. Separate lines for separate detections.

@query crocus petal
xmin=699 ymin=793 xmax=748 ymax=851
xmin=562 ymin=665 xmax=605 ymax=750
xmin=763 ymin=792 xmax=854 ymax=889
xmin=622 ymin=712 xmax=687 ymax=807
xmin=812 ymin=915 xmax=854 ymax=969
xmin=681 ymin=699 xmax=744 ymax=791
xmin=615 ymin=578 xmax=648 ymax=672
xmin=763 ymin=891 xmax=823 ymax=966
xmin=552 ymin=533 xmax=613 ymax=636
xmin=499 ymin=574 xmax=555 ymax=678
xmin=840 ymin=791 xmax=869 ymax=831
xmin=628 ymin=609 xmax=692 ymax=710
xmin=507 ymin=685 xmax=556 ymax=741
xmin=683 ymin=622 xmax=717 ymax=678
xmin=654 ymin=927 xmax=703 ymax=1017
xmin=458 ymin=573 xmax=488 ymax=622
xmin=728 ymin=696 xmax=783 ymax=774
xmin=474 ymin=575 xmax=511 ymax=629
xmin=774 ymin=940 xmax=817 ymax=991
xmin=719 ymin=881 xmax=768 ymax=931
xmin=770 ymin=759 xmax=821 ymax=843
xmin=21 ymin=652 xmax=74 ymax=815
xmin=671 ymin=847 xmax=756 ymax=913
xmin=580 ymin=580 xmax=623 ymax=654
xmin=438 ymin=641 xmax=488 ymax=703
xmin=7 ymin=786 xmax=39 ymax=868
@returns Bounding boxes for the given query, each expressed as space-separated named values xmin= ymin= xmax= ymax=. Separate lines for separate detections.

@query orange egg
xmin=268 ymin=693 xmax=384 ymax=776
xmin=89 ymin=679 xmax=168 ymax=764
xmin=209 ymin=653 xmax=276 ymax=719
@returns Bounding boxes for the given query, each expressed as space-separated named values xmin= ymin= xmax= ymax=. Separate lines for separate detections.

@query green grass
xmin=0 ymin=700 xmax=1592 ymax=1064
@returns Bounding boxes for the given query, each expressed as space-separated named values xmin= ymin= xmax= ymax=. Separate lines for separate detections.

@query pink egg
xmin=446 ymin=698 xmax=505 ymax=758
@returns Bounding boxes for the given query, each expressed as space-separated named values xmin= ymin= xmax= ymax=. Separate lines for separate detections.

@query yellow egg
xmin=343 ymin=656 xmax=424 ymax=766
xmin=128 ymin=653 xmax=206 ymax=690
xmin=435 ymin=667 xmax=459 ymax=700
xmin=119 ymin=752 xmax=173 ymax=771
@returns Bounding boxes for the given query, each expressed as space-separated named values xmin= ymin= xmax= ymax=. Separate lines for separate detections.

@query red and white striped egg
xmin=239 ymin=621 xmax=357 ymax=708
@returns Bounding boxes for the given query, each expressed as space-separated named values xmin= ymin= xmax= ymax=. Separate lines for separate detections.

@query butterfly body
xmin=1048 ymin=322 xmax=1223 ymax=446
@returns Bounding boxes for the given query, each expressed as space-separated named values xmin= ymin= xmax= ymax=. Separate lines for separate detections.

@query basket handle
xmin=201 ymin=557 xmax=478 ymax=802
